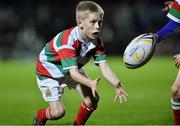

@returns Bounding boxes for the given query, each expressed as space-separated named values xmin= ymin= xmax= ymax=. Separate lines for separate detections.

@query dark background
xmin=0 ymin=0 xmax=179 ymax=60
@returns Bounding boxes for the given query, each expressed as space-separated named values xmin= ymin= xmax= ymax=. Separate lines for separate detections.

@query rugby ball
xmin=123 ymin=33 xmax=157 ymax=69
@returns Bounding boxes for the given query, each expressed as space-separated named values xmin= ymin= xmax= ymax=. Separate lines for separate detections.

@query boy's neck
xmin=78 ymin=27 xmax=97 ymax=44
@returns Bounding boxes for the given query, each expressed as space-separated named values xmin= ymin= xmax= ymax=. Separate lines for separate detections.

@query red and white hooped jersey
xmin=36 ymin=26 xmax=106 ymax=80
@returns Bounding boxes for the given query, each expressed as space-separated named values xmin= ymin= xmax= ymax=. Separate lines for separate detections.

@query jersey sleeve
xmin=167 ymin=0 xmax=180 ymax=23
xmin=94 ymin=40 xmax=107 ymax=65
xmin=59 ymin=45 xmax=78 ymax=70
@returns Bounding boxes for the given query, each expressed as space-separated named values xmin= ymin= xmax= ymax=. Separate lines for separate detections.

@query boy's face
xmin=78 ymin=12 xmax=103 ymax=40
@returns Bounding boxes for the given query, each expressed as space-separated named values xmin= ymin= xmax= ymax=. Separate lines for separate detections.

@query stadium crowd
xmin=0 ymin=0 xmax=179 ymax=60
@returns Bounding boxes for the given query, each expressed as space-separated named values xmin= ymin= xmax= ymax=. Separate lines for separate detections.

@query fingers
xmin=175 ymin=61 xmax=180 ymax=68
xmin=122 ymin=94 xmax=128 ymax=102
xmin=162 ymin=7 xmax=168 ymax=11
xmin=119 ymin=95 xmax=123 ymax=103
xmin=173 ymin=55 xmax=180 ymax=68
xmin=114 ymin=94 xmax=128 ymax=103
xmin=148 ymin=33 xmax=159 ymax=42
xmin=113 ymin=95 xmax=125 ymax=103
xmin=92 ymin=90 xmax=96 ymax=98
xmin=114 ymin=96 xmax=118 ymax=103
xmin=162 ymin=1 xmax=173 ymax=11
xmin=91 ymin=77 xmax=100 ymax=98
xmin=122 ymin=90 xmax=128 ymax=97
xmin=91 ymin=83 xmax=96 ymax=98
xmin=164 ymin=1 xmax=173 ymax=6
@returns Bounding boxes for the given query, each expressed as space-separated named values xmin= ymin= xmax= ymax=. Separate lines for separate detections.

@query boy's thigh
xmin=76 ymin=84 xmax=99 ymax=106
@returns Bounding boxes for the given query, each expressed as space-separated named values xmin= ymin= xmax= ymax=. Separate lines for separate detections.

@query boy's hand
xmin=114 ymin=83 xmax=128 ymax=103
xmin=162 ymin=1 xmax=173 ymax=11
xmin=173 ymin=54 xmax=180 ymax=68
xmin=91 ymin=77 xmax=101 ymax=97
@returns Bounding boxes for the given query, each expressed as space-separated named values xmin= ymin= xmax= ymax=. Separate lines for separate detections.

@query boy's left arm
xmin=99 ymin=62 xmax=128 ymax=103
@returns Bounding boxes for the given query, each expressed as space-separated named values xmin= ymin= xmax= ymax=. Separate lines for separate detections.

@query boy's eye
xmin=91 ymin=21 xmax=96 ymax=24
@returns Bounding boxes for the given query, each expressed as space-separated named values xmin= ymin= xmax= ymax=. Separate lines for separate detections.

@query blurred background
xmin=0 ymin=0 xmax=180 ymax=60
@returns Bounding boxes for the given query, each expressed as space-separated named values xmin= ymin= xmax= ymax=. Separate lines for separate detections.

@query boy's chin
xmin=85 ymin=36 xmax=96 ymax=41
xmin=90 ymin=37 xmax=98 ymax=42
xmin=84 ymin=34 xmax=99 ymax=42
xmin=91 ymin=35 xmax=99 ymax=40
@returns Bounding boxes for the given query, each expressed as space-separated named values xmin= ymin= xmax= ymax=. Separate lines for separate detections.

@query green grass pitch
xmin=0 ymin=56 xmax=178 ymax=125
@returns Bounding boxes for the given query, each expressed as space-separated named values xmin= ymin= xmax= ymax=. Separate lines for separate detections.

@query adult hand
xmin=173 ymin=54 xmax=180 ymax=68
xmin=162 ymin=1 xmax=173 ymax=11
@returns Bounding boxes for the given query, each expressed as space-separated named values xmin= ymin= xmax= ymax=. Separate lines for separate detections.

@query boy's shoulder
xmin=58 ymin=26 xmax=80 ymax=45
xmin=61 ymin=26 xmax=78 ymax=35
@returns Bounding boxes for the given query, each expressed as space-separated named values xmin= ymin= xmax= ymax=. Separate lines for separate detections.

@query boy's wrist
xmin=115 ymin=82 xmax=122 ymax=88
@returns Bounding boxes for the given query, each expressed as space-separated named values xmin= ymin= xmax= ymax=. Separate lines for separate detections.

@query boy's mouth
xmin=92 ymin=32 xmax=99 ymax=36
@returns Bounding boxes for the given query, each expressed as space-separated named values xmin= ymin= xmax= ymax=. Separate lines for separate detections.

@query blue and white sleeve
xmin=156 ymin=19 xmax=180 ymax=42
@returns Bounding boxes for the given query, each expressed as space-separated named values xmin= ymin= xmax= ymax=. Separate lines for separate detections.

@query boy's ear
xmin=77 ymin=19 xmax=83 ymax=29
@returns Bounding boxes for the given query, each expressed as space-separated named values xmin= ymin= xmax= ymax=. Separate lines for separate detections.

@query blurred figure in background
xmin=155 ymin=0 xmax=180 ymax=125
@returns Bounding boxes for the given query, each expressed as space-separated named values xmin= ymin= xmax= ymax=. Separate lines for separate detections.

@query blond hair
xmin=76 ymin=1 xmax=104 ymax=21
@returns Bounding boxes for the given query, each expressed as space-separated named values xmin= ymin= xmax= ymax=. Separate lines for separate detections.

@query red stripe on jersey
xmin=36 ymin=58 xmax=52 ymax=78
xmin=172 ymin=1 xmax=180 ymax=12
xmin=96 ymin=50 xmax=104 ymax=54
xmin=59 ymin=48 xmax=76 ymax=59
xmin=96 ymin=38 xmax=105 ymax=54
xmin=49 ymin=38 xmax=61 ymax=61
xmin=72 ymin=40 xmax=81 ymax=50
xmin=62 ymin=27 xmax=74 ymax=45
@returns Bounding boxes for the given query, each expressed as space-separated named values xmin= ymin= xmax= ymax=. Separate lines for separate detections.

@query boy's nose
xmin=95 ymin=23 xmax=100 ymax=30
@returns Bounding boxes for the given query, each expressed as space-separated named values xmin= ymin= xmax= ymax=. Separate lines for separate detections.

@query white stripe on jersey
xmin=94 ymin=60 xmax=106 ymax=64
xmin=59 ymin=45 xmax=75 ymax=50
xmin=167 ymin=13 xmax=180 ymax=23
xmin=177 ymin=0 xmax=180 ymax=4
xmin=39 ymin=49 xmax=65 ymax=78
xmin=67 ymin=26 xmax=80 ymax=45
xmin=53 ymin=33 xmax=61 ymax=52
xmin=63 ymin=66 xmax=78 ymax=70
xmin=53 ymin=26 xmax=80 ymax=52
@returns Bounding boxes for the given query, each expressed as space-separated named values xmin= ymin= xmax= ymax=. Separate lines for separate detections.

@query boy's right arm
xmin=69 ymin=67 xmax=100 ymax=97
